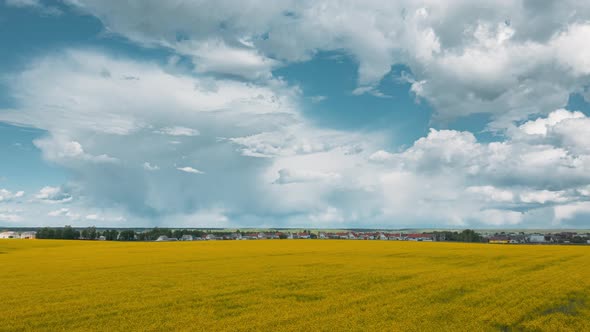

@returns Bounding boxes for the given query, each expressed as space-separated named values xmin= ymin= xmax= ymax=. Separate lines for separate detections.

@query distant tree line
xmin=35 ymin=226 xmax=213 ymax=241
xmin=135 ymin=228 xmax=208 ymax=241
xmin=36 ymin=225 xmax=81 ymax=240
xmin=35 ymin=226 xmax=485 ymax=243
xmin=568 ymin=236 xmax=588 ymax=244
xmin=37 ymin=226 xmax=117 ymax=240
xmin=431 ymin=229 xmax=484 ymax=243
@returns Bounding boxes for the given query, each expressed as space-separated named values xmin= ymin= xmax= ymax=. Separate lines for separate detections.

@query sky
xmin=1 ymin=0 xmax=590 ymax=229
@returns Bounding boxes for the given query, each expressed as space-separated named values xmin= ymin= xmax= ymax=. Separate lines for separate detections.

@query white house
xmin=155 ymin=235 xmax=169 ymax=242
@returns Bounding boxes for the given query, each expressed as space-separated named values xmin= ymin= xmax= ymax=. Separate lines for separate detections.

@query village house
xmin=242 ymin=233 xmax=258 ymax=240
xmin=263 ymin=232 xmax=279 ymax=239
xmin=383 ymin=233 xmax=400 ymax=240
xmin=296 ymin=232 xmax=310 ymax=239
xmin=528 ymin=235 xmax=546 ymax=243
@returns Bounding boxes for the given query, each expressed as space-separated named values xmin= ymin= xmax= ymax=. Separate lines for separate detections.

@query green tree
xmin=62 ymin=225 xmax=77 ymax=240
xmin=103 ymin=229 xmax=119 ymax=241
xmin=172 ymin=230 xmax=183 ymax=239
xmin=87 ymin=226 xmax=97 ymax=240
xmin=118 ymin=230 xmax=136 ymax=241
xmin=36 ymin=227 xmax=56 ymax=239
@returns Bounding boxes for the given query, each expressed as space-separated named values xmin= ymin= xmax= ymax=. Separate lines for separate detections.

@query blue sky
xmin=1 ymin=0 xmax=590 ymax=228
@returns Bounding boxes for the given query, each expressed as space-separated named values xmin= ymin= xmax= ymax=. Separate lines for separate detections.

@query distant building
xmin=20 ymin=231 xmax=36 ymax=239
xmin=156 ymin=235 xmax=169 ymax=242
xmin=241 ymin=233 xmax=257 ymax=240
xmin=405 ymin=233 xmax=433 ymax=241
xmin=385 ymin=233 xmax=403 ymax=240
xmin=528 ymin=235 xmax=546 ymax=243
xmin=0 ymin=231 xmax=18 ymax=239
xmin=181 ymin=235 xmax=194 ymax=241
xmin=334 ymin=232 xmax=348 ymax=239
xmin=0 ymin=231 xmax=36 ymax=239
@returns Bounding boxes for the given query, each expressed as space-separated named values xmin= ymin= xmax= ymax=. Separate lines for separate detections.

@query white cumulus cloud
xmin=177 ymin=167 xmax=204 ymax=174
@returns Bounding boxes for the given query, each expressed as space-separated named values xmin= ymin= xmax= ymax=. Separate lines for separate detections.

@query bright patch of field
xmin=1 ymin=240 xmax=589 ymax=331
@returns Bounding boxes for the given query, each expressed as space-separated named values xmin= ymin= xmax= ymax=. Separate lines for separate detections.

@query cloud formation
xmin=2 ymin=2 xmax=590 ymax=228
xmin=61 ymin=1 xmax=590 ymax=127
xmin=2 ymin=47 xmax=590 ymax=228
xmin=5 ymin=0 xmax=62 ymax=15
xmin=0 ymin=189 xmax=24 ymax=202
xmin=36 ymin=186 xmax=73 ymax=203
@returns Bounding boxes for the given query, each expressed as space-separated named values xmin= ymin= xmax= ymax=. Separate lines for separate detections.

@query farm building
xmin=0 ymin=231 xmax=36 ymax=239
xmin=0 ymin=231 xmax=19 ymax=239
xmin=20 ymin=231 xmax=36 ymax=239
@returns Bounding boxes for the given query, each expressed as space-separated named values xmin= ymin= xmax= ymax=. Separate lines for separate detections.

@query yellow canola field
xmin=1 ymin=240 xmax=589 ymax=331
